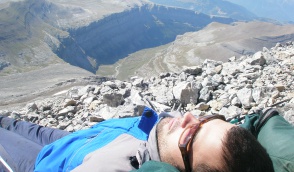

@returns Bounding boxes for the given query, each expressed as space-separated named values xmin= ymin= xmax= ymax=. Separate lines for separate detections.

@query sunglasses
xmin=178 ymin=114 xmax=226 ymax=172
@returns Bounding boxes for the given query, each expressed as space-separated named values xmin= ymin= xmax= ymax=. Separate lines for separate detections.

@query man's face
xmin=157 ymin=112 xmax=234 ymax=171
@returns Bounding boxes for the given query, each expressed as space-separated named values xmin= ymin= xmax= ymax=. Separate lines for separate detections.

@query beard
xmin=157 ymin=117 xmax=170 ymax=147
xmin=156 ymin=117 xmax=179 ymax=167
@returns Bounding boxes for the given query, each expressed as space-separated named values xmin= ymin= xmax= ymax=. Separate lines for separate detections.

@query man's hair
xmin=194 ymin=126 xmax=274 ymax=172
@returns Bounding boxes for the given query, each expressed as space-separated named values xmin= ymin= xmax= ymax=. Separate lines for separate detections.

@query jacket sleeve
xmin=240 ymin=108 xmax=294 ymax=172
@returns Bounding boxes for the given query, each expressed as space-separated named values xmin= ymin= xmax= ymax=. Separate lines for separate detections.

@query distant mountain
xmin=224 ymin=0 xmax=294 ymax=22
xmin=0 ymin=0 xmax=235 ymax=75
xmin=1 ymin=0 xmax=293 ymax=79
xmin=0 ymin=0 xmax=154 ymax=75
xmin=148 ymin=0 xmax=258 ymax=21
xmin=96 ymin=21 xmax=294 ymax=80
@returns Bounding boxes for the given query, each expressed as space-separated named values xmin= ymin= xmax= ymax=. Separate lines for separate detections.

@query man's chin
xmin=158 ymin=117 xmax=171 ymax=127
xmin=156 ymin=117 xmax=172 ymax=136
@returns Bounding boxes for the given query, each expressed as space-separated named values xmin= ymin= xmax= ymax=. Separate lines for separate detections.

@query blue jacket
xmin=34 ymin=107 xmax=159 ymax=172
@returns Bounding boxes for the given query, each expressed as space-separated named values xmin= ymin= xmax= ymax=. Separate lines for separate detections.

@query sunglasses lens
xmin=179 ymin=126 xmax=198 ymax=146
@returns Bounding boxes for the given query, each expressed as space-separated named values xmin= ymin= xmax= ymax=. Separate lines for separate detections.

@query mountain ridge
xmin=97 ymin=21 xmax=294 ymax=80
xmin=0 ymin=0 xmax=236 ymax=75
xmin=225 ymin=0 xmax=294 ymax=22
xmin=148 ymin=0 xmax=258 ymax=21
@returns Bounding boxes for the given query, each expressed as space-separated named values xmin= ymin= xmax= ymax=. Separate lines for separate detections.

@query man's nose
xmin=181 ymin=112 xmax=198 ymax=128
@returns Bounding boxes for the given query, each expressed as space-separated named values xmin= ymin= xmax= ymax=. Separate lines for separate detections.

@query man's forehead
xmin=193 ymin=119 xmax=233 ymax=144
xmin=191 ymin=120 xmax=233 ymax=169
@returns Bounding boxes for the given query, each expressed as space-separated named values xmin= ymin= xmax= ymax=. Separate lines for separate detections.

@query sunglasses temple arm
xmin=183 ymin=154 xmax=192 ymax=172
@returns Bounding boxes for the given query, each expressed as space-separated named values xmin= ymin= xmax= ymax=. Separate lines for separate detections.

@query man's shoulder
xmin=239 ymin=108 xmax=294 ymax=172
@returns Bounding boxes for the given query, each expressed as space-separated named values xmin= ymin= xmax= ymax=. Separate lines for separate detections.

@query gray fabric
xmin=136 ymin=142 xmax=151 ymax=168
xmin=72 ymin=134 xmax=143 ymax=172
xmin=146 ymin=123 xmax=161 ymax=162
xmin=146 ymin=112 xmax=178 ymax=162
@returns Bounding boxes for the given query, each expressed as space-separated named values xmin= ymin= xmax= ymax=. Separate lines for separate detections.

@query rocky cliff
xmin=0 ymin=0 xmax=235 ymax=74
xmin=1 ymin=42 xmax=293 ymax=131
xmin=1 ymin=0 xmax=293 ymax=77
xmin=55 ymin=4 xmax=235 ymax=73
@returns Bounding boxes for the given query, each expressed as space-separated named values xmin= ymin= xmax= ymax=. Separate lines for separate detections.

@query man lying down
xmin=1 ymin=107 xmax=293 ymax=172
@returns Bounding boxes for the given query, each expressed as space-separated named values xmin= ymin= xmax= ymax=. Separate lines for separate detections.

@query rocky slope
xmin=1 ymin=42 xmax=293 ymax=131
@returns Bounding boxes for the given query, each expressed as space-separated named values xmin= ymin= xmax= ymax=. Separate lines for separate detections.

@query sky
xmin=224 ymin=0 xmax=294 ymax=22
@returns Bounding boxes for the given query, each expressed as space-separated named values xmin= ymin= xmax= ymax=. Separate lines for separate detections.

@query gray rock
xmin=160 ymin=72 xmax=171 ymax=79
xmin=173 ymin=81 xmax=199 ymax=105
xmin=252 ymin=87 xmax=264 ymax=104
xmin=199 ymin=86 xmax=212 ymax=103
xmin=89 ymin=116 xmax=105 ymax=123
xmin=95 ymin=106 xmax=116 ymax=120
xmin=58 ymin=121 xmax=71 ymax=130
xmin=150 ymin=84 xmax=173 ymax=105
xmin=195 ymin=102 xmax=210 ymax=111
xmin=93 ymin=86 xmax=101 ymax=95
xmin=221 ymin=62 xmax=242 ymax=76
xmin=250 ymin=51 xmax=266 ymax=66
xmin=25 ymin=102 xmax=38 ymax=113
xmin=237 ymin=87 xmax=254 ymax=109
xmin=190 ymin=110 xmax=206 ymax=117
xmin=129 ymin=89 xmax=146 ymax=106
xmin=103 ymin=93 xmax=124 ymax=107
xmin=103 ymin=81 xmax=118 ymax=89
xmin=0 ymin=60 xmax=10 ymax=70
xmin=275 ymin=84 xmax=285 ymax=92
xmin=10 ymin=111 xmax=21 ymax=120
xmin=65 ymin=125 xmax=74 ymax=132
xmin=208 ymin=100 xmax=224 ymax=111
xmin=211 ymin=74 xmax=223 ymax=87
xmin=100 ymin=86 xmax=112 ymax=94
xmin=183 ymin=66 xmax=202 ymax=75
xmin=83 ymin=96 xmax=97 ymax=105
xmin=63 ymin=99 xmax=76 ymax=107
xmin=58 ymin=106 xmax=77 ymax=116
xmin=228 ymin=56 xmax=236 ymax=62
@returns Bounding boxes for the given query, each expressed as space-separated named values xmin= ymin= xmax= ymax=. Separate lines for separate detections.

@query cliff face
xmin=55 ymin=4 xmax=234 ymax=73
xmin=0 ymin=0 xmax=235 ymax=74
